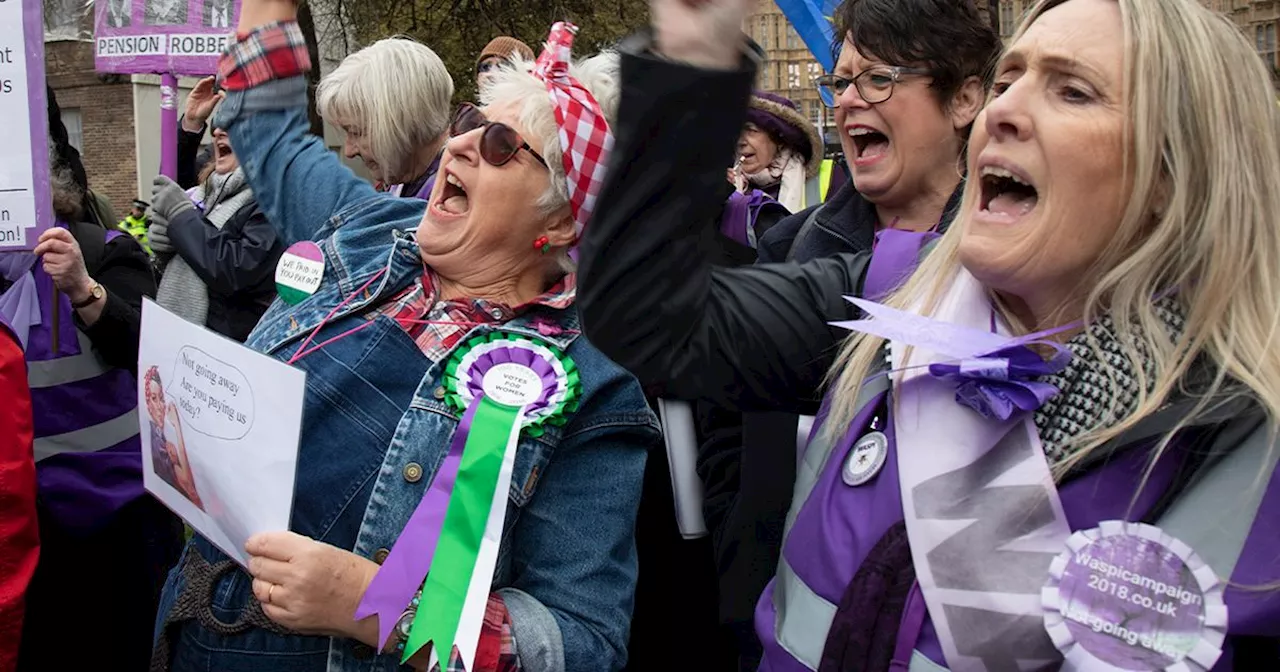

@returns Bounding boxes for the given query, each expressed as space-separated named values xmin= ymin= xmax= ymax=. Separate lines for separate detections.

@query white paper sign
xmin=0 ymin=0 xmax=55 ymax=250
xmin=138 ymin=299 xmax=305 ymax=566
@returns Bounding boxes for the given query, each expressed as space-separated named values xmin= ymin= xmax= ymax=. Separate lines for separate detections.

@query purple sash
xmin=863 ymin=229 xmax=939 ymax=300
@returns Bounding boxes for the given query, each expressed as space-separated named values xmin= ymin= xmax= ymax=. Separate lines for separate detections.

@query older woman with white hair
xmin=581 ymin=0 xmax=1280 ymax=669
xmin=149 ymin=3 xmax=657 ymax=672
xmin=318 ymin=37 xmax=454 ymax=199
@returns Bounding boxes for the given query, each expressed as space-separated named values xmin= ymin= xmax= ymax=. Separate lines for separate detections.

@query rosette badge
xmin=442 ymin=331 xmax=580 ymax=436
xmin=1042 ymin=521 xmax=1228 ymax=671
xmin=354 ymin=332 xmax=579 ymax=670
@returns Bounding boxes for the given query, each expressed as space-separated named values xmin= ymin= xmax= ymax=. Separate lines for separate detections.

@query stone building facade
xmin=1206 ymin=0 xmax=1279 ymax=76
xmin=743 ymin=0 xmax=835 ymax=150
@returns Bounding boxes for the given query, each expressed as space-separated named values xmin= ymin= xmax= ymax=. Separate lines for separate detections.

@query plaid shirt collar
xmin=421 ymin=267 xmax=576 ymax=318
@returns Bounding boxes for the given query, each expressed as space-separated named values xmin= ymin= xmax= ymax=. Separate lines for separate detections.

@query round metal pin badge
xmin=842 ymin=430 xmax=888 ymax=486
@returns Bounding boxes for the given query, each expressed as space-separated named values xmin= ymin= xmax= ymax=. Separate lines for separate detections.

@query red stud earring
xmin=533 ymin=236 xmax=551 ymax=254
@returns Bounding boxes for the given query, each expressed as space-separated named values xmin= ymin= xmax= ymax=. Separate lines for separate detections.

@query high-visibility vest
xmin=117 ymin=214 xmax=152 ymax=255
xmin=819 ymin=159 xmax=834 ymax=202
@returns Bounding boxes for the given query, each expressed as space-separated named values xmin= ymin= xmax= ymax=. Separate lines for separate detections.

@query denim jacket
xmin=155 ymin=76 xmax=659 ymax=672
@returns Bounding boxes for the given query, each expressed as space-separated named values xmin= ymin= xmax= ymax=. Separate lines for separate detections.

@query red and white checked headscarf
xmin=533 ymin=22 xmax=614 ymax=241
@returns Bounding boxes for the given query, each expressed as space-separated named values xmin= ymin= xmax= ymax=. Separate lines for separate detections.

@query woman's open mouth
xmin=214 ymin=141 xmax=232 ymax=160
xmin=978 ymin=164 xmax=1039 ymax=222
xmin=849 ymin=126 xmax=890 ymax=166
xmin=435 ymin=172 xmax=470 ymax=216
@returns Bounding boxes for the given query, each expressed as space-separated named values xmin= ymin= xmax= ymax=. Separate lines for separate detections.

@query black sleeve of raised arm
xmin=177 ymin=119 xmax=207 ymax=190
xmin=578 ymin=50 xmax=869 ymax=413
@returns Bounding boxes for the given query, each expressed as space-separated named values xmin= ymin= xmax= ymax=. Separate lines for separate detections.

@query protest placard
xmin=0 ymin=0 xmax=54 ymax=251
xmin=139 ymin=299 xmax=304 ymax=566
xmin=96 ymin=0 xmax=241 ymax=75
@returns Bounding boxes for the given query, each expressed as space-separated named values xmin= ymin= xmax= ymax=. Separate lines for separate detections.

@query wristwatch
xmin=72 ymin=281 xmax=106 ymax=309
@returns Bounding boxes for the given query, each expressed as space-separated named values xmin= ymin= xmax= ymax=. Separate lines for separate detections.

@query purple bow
xmin=831 ymin=296 xmax=1076 ymax=422
xmin=927 ymin=343 xmax=1070 ymax=420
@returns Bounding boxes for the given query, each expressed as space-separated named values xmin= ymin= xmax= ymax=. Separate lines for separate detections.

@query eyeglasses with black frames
xmin=816 ymin=65 xmax=932 ymax=108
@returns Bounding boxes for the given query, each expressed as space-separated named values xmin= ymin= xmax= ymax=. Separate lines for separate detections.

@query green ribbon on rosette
xmin=403 ymin=331 xmax=579 ymax=668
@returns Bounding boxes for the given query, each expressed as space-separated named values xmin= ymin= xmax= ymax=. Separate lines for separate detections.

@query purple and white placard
xmin=0 ymin=0 xmax=54 ymax=251
xmin=95 ymin=0 xmax=241 ymax=75
xmin=1043 ymin=521 xmax=1228 ymax=671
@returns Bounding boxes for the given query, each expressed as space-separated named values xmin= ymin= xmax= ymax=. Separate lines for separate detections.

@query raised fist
xmin=651 ymin=0 xmax=755 ymax=70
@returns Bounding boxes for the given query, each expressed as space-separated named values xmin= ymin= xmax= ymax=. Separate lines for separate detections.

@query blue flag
xmin=773 ymin=0 xmax=842 ymax=71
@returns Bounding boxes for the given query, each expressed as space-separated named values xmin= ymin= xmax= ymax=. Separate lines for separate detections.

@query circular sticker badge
xmin=1042 ymin=521 xmax=1228 ymax=671
xmin=842 ymin=431 xmax=888 ymax=486
xmin=482 ymin=362 xmax=546 ymax=407
xmin=275 ymin=242 xmax=325 ymax=305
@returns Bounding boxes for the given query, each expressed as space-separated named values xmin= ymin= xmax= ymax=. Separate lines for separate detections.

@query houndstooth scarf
xmin=1033 ymin=296 xmax=1187 ymax=465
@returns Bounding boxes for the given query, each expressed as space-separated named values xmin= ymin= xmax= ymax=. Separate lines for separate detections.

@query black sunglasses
xmin=449 ymin=103 xmax=549 ymax=170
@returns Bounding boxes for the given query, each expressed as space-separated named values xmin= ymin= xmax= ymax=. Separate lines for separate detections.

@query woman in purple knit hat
xmin=731 ymin=91 xmax=823 ymax=212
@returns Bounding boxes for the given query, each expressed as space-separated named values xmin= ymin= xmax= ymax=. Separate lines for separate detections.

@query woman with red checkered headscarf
xmin=150 ymin=4 xmax=657 ymax=672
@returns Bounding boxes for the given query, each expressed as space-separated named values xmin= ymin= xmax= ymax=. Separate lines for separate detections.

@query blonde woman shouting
xmin=580 ymin=0 xmax=1280 ymax=669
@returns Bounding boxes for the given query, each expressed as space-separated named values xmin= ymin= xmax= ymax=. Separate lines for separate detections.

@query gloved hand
xmin=151 ymin=175 xmax=195 ymax=221
xmin=149 ymin=217 xmax=174 ymax=254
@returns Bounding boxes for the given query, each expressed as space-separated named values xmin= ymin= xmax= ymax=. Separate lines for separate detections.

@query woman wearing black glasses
xmin=759 ymin=0 xmax=999 ymax=264
xmin=149 ymin=4 xmax=657 ymax=672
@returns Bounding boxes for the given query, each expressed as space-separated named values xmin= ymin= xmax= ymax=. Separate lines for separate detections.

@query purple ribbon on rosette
xmin=832 ymin=296 xmax=1074 ymax=421
xmin=353 ymin=402 xmax=475 ymax=646
xmin=354 ymin=338 xmax=562 ymax=648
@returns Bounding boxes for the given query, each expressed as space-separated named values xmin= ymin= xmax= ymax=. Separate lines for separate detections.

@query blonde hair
xmin=317 ymin=37 xmax=454 ymax=184
xmin=824 ymin=0 xmax=1280 ymax=479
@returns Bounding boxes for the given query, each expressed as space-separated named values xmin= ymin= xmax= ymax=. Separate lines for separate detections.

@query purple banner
xmin=95 ymin=0 xmax=241 ymax=75
xmin=0 ymin=0 xmax=55 ymax=251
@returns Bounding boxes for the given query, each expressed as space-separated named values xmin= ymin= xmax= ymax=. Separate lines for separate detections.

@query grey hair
xmin=479 ymin=51 xmax=621 ymax=218
xmin=317 ymin=37 xmax=454 ymax=183
xmin=47 ymin=139 xmax=83 ymax=222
